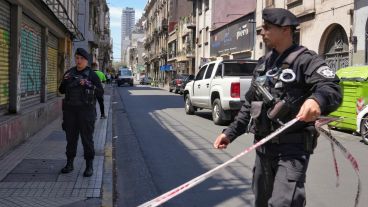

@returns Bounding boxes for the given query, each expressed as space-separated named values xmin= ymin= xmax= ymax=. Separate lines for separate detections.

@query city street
xmin=113 ymin=85 xmax=368 ymax=207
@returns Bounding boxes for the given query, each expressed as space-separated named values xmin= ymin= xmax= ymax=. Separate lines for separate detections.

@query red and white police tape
xmin=137 ymin=117 xmax=299 ymax=207
xmin=316 ymin=117 xmax=361 ymax=207
xmin=137 ymin=117 xmax=361 ymax=207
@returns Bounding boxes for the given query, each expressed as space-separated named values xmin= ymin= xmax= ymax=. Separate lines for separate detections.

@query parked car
xmin=140 ymin=77 xmax=153 ymax=85
xmin=183 ymin=59 xmax=257 ymax=125
xmin=179 ymin=75 xmax=195 ymax=94
xmin=169 ymin=74 xmax=190 ymax=94
xmin=117 ymin=68 xmax=134 ymax=86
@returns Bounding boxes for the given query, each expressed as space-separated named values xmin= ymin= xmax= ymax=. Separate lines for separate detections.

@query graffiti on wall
xmin=0 ymin=27 xmax=10 ymax=108
xmin=20 ymin=24 xmax=41 ymax=97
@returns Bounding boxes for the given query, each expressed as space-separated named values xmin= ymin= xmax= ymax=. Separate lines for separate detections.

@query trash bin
xmin=329 ymin=66 xmax=368 ymax=131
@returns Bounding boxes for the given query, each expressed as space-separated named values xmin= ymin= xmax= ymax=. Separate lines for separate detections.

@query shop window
xmin=266 ymin=0 xmax=274 ymax=8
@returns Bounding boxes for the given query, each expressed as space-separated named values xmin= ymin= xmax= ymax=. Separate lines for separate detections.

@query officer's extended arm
xmin=300 ymin=55 xmax=342 ymax=120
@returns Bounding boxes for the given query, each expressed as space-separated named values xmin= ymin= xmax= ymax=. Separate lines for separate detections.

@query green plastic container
xmin=329 ymin=66 xmax=368 ymax=131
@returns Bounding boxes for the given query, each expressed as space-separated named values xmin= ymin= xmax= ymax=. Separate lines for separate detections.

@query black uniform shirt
xmin=59 ymin=66 xmax=104 ymax=106
xmin=223 ymin=45 xmax=342 ymax=142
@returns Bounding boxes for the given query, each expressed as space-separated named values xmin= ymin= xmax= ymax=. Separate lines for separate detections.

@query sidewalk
xmin=0 ymin=86 xmax=113 ymax=207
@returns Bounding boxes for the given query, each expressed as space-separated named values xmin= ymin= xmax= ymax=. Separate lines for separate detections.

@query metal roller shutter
xmin=0 ymin=0 xmax=10 ymax=114
xmin=21 ymin=14 xmax=42 ymax=108
xmin=47 ymin=33 xmax=58 ymax=100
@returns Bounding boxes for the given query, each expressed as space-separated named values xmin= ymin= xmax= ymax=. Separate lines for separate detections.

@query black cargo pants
xmin=96 ymin=95 xmax=105 ymax=116
xmin=252 ymin=149 xmax=310 ymax=207
xmin=62 ymin=106 xmax=96 ymax=160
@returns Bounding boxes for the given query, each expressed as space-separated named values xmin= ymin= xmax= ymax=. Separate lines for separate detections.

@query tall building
xmin=121 ymin=7 xmax=135 ymax=62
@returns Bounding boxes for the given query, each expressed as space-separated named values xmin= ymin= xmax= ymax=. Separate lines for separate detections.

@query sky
xmin=107 ymin=0 xmax=147 ymax=61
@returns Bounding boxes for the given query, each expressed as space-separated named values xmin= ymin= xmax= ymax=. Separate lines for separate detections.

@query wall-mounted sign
xmin=210 ymin=14 xmax=255 ymax=57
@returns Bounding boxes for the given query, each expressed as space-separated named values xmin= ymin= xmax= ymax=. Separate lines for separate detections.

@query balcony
xmin=186 ymin=16 xmax=196 ymax=29
xmin=162 ymin=18 xmax=168 ymax=30
xmin=160 ymin=49 xmax=167 ymax=59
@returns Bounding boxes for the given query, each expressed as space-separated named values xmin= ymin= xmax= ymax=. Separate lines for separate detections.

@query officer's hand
xmin=213 ymin=134 xmax=230 ymax=149
xmin=296 ymin=98 xmax=321 ymax=122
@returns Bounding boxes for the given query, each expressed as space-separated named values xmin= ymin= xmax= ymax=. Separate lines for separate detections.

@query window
xmin=204 ymin=27 xmax=209 ymax=44
xmin=198 ymin=0 xmax=203 ymax=15
xmin=204 ymin=0 xmax=209 ymax=11
xmin=266 ymin=0 xmax=274 ymax=8
xmin=223 ymin=62 xmax=257 ymax=76
xmin=215 ymin=64 xmax=223 ymax=77
xmin=119 ymin=69 xmax=132 ymax=76
xmin=204 ymin=64 xmax=214 ymax=79
xmin=195 ymin=65 xmax=207 ymax=80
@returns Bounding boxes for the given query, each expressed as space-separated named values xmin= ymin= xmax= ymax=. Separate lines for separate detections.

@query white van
xmin=117 ymin=68 xmax=134 ymax=86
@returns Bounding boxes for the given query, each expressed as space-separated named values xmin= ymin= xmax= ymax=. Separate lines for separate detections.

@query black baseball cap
xmin=262 ymin=8 xmax=299 ymax=27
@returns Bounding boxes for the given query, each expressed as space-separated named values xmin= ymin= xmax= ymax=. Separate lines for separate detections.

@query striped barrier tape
xmin=137 ymin=117 xmax=299 ymax=207
xmin=316 ymin=117 xmax=361 ymax=207
xmin=138 ymin=117 xmax=361 ymax=207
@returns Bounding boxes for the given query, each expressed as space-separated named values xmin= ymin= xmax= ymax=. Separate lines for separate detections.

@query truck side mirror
xmin=188 ymin=75 xmax=194 ymax=80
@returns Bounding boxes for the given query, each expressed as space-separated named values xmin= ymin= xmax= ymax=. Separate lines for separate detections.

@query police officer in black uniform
xmin=59 ymin=48 xmax=104 ymax=177
xmin=213 ymin=8 xmax=342 ymax=207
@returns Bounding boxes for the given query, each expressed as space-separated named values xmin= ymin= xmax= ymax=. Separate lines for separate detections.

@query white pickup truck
xmin=183 ymin=59 xmax=257 ymax=125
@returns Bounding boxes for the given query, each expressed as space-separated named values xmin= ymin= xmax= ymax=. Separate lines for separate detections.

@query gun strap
xmin=281 ymin=46 xmax=307 ymax=69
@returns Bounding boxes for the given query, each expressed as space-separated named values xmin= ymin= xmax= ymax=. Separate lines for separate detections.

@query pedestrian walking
xmin=213 ymin=8 xmax=342 ymax=207
xmin=91 ymin=62 xmax=107 ymax=119
xmin=59 ymin=48 xmax=104 ymax=177
xmin=106 ymin=72 xmax=112 ymax=84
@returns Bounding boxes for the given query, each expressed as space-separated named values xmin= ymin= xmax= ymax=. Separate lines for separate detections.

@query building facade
xmin=121 ymin=7 xmax=135 ymax=62
xmin=353 ymin=0 xmax=368 ymax=65
xmin=255 ymin=0 xmax=354 ymax=72
xmin=0 ymin=0 xmax=82 ymax=156
xmin=74 ymin=0 xmax=112 ymax=71
xmin=143 ymin=0 xmax=169 ymax=85
xmin=166 ymin=0 xmax=194 ymax=78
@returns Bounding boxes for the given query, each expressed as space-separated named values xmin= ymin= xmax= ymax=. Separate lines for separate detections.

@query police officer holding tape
xmin=213 ymin=8 xmax=342 ymax=207
xmin=59 ymin=48 xmax=104 ymax=177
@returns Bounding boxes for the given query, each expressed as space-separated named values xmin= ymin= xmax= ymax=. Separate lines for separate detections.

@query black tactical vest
xmin=64 ymin=67 xmax=93 ymax=106
xmin=250 ymin=46 xmax=309 ymax=136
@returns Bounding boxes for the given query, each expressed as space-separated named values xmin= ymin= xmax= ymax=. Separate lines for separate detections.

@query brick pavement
xmin=0 ymin=90 xmax=112 ymax=207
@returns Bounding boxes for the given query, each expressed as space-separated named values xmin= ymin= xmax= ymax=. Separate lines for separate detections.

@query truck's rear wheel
xmin=185 ymin=96 xmax=195 ymax=115
xmin=360 ymin=115 xmax=368 ymax=144
xmin=212 ymin=98 xmax=229 ymax=125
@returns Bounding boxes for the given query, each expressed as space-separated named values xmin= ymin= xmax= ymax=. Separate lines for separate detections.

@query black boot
xmin=83 ymin=160 xmax=93 ymax=177
xmin=61 ymin=158 xmax=74 ymax=174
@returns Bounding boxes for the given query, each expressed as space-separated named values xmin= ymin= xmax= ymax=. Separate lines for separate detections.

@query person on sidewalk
xmin=91 ymin=62 xmax=107 ymax=119
xmin=213 ymin=8 xmax=342 ymax=207
xmin=59 ymin=48 xmax=104 ymax=177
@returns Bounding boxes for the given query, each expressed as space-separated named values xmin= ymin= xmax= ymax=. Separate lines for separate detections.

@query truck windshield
xmin=120 ymin=70 xmax=132 ymax=76
xmin=223 ymin=62 xmax=256 ymax=76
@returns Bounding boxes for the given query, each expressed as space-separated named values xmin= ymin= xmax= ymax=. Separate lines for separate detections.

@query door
xmin=191 ymin=64 xmax=207 ymax=105
xmin=324 ymin=25 xmax=349 ymax=72
xmin=197 ymin=63 xmax=215 ymax=106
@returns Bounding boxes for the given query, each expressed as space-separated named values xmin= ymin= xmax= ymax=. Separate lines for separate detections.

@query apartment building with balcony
xmin=143 ymin=0 xmax=169 ymax=83
xmin=166 ymin=0 xmax=195 ymax=77
xmin=74 ymin=0 xmax=112 ymax=71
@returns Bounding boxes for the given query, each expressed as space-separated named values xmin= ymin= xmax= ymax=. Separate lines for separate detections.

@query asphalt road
xmin=113 ymin=85 xmax=367 ymax=207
